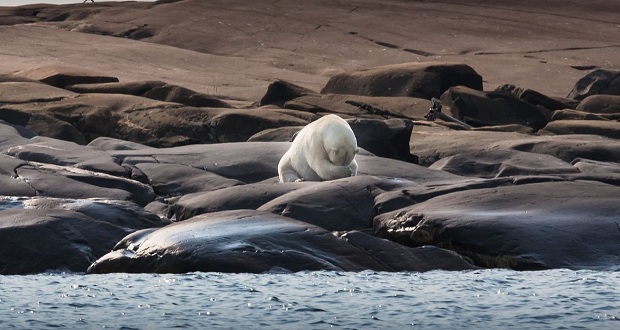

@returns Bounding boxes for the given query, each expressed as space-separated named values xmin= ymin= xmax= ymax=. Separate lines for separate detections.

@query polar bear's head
xmin=327 ymin=144 xmax=359 ymax=166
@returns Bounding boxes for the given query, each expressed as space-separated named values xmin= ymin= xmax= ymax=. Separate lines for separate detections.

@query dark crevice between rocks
xmin=13 ymin=163 xmax=40 ymax=196
xmin=436 ymin=241 xmax=547 ymax=271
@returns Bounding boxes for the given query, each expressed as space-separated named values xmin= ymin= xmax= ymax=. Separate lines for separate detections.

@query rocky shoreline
xmin=1 ymin=0 xmax=619 ymax=274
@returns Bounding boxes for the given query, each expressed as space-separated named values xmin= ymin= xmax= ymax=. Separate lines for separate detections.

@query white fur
xmin=278 ymin=114 xmax=359 ymax=182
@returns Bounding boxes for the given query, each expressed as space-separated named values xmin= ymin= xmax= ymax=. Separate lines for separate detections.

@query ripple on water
xmin=0 ymin=269 xmax=619 ymax=328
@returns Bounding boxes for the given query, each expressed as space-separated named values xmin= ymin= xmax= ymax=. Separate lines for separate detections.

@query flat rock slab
xmin=87 ymin=209 xmax=476 ymax=274
xmin=0 ymin=81 xmax=76 ymax=104
xmin=374 ymin=181 xmax=620 ymax=270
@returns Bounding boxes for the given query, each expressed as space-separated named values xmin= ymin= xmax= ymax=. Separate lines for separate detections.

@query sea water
xmin=1 ymin=269 xmax=618 ymax=329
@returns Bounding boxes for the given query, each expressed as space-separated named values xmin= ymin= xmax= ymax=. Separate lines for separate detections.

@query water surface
xmin=1 ymin=269 xmax=619 ymax=329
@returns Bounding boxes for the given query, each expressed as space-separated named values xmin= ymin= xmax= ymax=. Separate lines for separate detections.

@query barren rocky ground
xmin=0 ymin=0 xmax=619 ymax=274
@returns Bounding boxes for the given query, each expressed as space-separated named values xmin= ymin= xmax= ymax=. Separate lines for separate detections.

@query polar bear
xmin=278 ymin=114 xmax=359 ymax=182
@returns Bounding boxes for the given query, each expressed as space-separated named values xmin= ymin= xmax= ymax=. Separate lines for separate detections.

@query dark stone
xmin=0 ymin=197 xmax=167 ymax=275
xmin=321 ymin=62 xmax=483 ymax=100
xmin=133 ymin=162 xmax=243 ymax=197
xmin=172 ymin=182 xmax=305 ymax=221
xmin=428 ymin=149 xmax=580 ymax=178
xmin=142 ymin=84 xmax=233 ymax=108
xmin=373 ymin=181 xmax=620 ymax=270
xmin=494 ymin=84 xmax=575 ymax=111
xmin=347 ymin=118 xmax=417 ymax=163
xmin=259 ymin=79 xmax=318 ymax=107
xmin=258 ymin=176 xmax=406 ymax=231
xmin=86 ymin=209 xmax=476 ymax=274
xmin=440 ymin=86 xmax=551 ymax=130
xmin=3 ymin=136 xmax=127 ymax=177
xmin=284 ymin=94 xmax=431 ymax=120
xmin=567 ymin=69 xmax=620 ymax=100
xmin=209 ymin=108 xmax=310 ymax=143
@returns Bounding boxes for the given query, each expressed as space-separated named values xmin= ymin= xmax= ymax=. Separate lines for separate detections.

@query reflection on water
xmin=1 ymin=269 xmax=619 ymax=329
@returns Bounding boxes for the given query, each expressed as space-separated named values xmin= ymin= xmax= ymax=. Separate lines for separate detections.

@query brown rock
xmin=258 ymin=79 xmax=318 ymax=107
xmin=321 ymin=62 xmax=483 ymax=100
xmin=576 ymin=94 xmax=620 ymax=114
xmin=14 ymin=66 xmax=119 ymax=88
xmin=539 ymin=120 xmax=620 ymax=139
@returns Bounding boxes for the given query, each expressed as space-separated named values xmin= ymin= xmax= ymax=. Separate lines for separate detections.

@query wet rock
xmin=172 ymin=182 xmax=305 ymax=221
xmin=258 ymin=175 xmax=406 ymax=231
xmin=440 ymin=86 xmax=551 ymax=130
xmin=133 ymin=162 xmax=243 ymax=197
xmin=0 ymin=197 xmax=167 ymax=275
xmin=373 ymin=181 xmax=620 ymax=270
xmin=567 ymin=69 xmax=620 ymax=100
xmin=86 ymin=209 xmax=476 ymax=274
xmin=321 ymin=62 xmax=482 ymax=99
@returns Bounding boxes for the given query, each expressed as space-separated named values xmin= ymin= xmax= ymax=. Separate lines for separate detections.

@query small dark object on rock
xmin=424 ymin=98 xmax=473 ymax=129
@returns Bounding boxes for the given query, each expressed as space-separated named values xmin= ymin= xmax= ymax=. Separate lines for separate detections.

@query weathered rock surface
xmin=567 ymin=69 xmax=620 ymax=100
xmin=87 ymin=209 xmax=476 ymax=274
xmin=321 ymin=62 xmax=483 ymax=99
xmin=373 ymin=181 xmax=620 ymax=270
xmin=576 ymin=94 xmax=620 ymax=114
xmin=14 ymin=66 xmax=119 ymax=88
xmin=440 ymin=86 xmax=551 ymax=130
xmin=0 ymin=197 xmax=168 ymax=275
xmin=540 ymin=120 xmax=620 ymax=139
